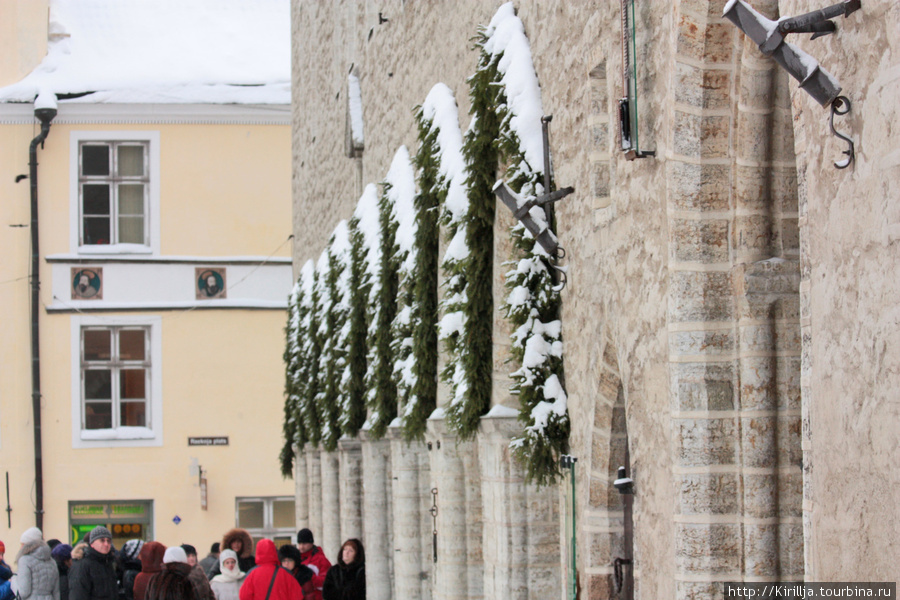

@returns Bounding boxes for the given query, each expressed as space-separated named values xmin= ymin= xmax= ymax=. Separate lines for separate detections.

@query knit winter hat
xmin=296 ymin=528 xmax=314 ymax=544
xmin=162 ymin=546 xmax=187 ymax=564
xmin=122 ymin=539 xmax=144 ymax=561
xmin=51 ymin=544 xmax=72 ymax=561
xmin=20 ymin=527 xmax=43 ymax=546
xmin=89 ymin=526 xmax=112 ymax=544
xmin=0 ymin=540 xmax=5 ymax=554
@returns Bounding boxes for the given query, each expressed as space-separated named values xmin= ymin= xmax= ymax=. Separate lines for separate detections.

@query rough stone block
xmin=670 ymin=217 xmax=730 ymax=263
xmin=591 ymin=160 xmax=610 ymax=197
xmin=773 ymin=166 xmax=799 ymax=213
xmin=675 ymin=62 xmax=732 ymax=110
xmin=668 ymin=161 xmax=731 ymax=212
xmin=675 ymin=522 xmax=742 ymax=573
xmin=734 ymin=214 xmax=779 ymax=258
xmin=739 ymin=65 xmax=778 ymax=111
xmin=741 ymin=416 xmax=780 ymax=468
xmin=735 ymin=164 xmax=772 ymax=212
xmin=781 ymin=217 xmax=800 ymax=254
xmin=736 ymin=110 xmax=775 ymax=163
xmin=778 ymin=415 xmax=802 ymax=467
xmin=669 ymin=328 xmax=735 ymax=357
xmin=677 ymin=15 xmax=733 ymax=64
xmin=591 ymin=122 xmax=609 ymax=151
xmin=588 ymin=574 xmax=613 ymax=599
xmin=675 ymin=379 xmax=735 ymax=411
xmin=669 ymin=270 xmax=734 ymax=323
xmin=673 ymin=111 xmax=730 ymax=158
xmin=743 ymin=470 xmax=802 ymax=519
xmin=677 ymin=581 xmax=726 ymax=600
xmin=677 ymin=472 xmax=739 ymax=515
xmin=676 ymin=417 xmax=737 ymax=467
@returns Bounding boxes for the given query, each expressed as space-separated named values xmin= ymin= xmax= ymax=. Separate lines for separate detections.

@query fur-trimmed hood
xmin=220 ymin=529 xmax=253 ymax=559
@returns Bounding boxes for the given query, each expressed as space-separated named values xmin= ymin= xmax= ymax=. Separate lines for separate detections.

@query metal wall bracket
xmin=830 ymin=95 xmax=855 ymax=169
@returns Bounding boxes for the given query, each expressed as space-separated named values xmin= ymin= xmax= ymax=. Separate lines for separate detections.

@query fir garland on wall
xmin=364 ymin=179 xmax=399 ymax=439
xmin=340 ymin=212 xmax=372 ymax=437
xmin=279 ymin=279 xmax=303 ymax=477
xmin=486 ymin=3 xmax=569 ymax=484
xmin=316 ymin=224 xmax=351 ymax=452
xmin=301 ymin=266 xmax=323 ymax=447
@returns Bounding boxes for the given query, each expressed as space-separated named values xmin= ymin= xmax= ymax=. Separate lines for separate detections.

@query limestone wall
xmin=779 ymin=0 xmax=900 ymax=581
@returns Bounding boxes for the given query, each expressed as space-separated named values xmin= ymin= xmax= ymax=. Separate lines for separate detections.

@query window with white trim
xmin=81 ymin=326 xmax=150 ymax=429
xmin=72 ymin=315 xmax=162 ymax=447
xmin=235 ymin=497 xmax=296 ymax=547
xmin=79 ymin=141 xmax=149 ymax=246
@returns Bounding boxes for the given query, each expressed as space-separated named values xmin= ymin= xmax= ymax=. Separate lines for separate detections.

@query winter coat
xmin=132 ymin=543 xmax=165 ymax=600
xmin=0 ymin=560 xmax=12 ymax=582
xmin=209 ymin=550 xmax=244 ymax=600
xmin=320 ymin=541 xmax=364 ymax=600
xmin=298 ymin=547 xmax=331 ymax=600
xmin=198 ymin=556 xmax=218 ymax=580
xmin=208 ymin=532 xmax=254 ymax=580
xmin=144 ymin=563 xmax=195 ymax=600
xmin=275 ymin=547 xmax=312 ymax=599
xmin=237 ymin=540 xmax=300 ymax=600
xmin=55 ymin=562 xmax=69 ymax=600
xmin=68 ymin=546 xmax=118 ymax=600
xmin=16 ymin=543 xmax=60 ymax=600
xmin=188 ymin=566 xmax=215 ymax=600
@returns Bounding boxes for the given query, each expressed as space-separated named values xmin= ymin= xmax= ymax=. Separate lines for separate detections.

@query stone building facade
xmin=289 ymin=1 xmax=899 ymax=598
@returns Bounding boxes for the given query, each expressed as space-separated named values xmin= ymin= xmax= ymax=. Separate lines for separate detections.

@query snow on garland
xmin=401 ymin=83 xmax=464 ymax=441
xmin=316 ymin=221 xmax=351 ymax=452
xmin=341 ymin=191 xmax=378 ymax=437
xmin=485 ymin=2 xmax=569 ymax=484
xmin=280 ymin=274 xmax=304 ymax=477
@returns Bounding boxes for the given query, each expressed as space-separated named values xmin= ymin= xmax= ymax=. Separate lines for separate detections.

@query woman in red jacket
xmin=237 ymin=540 xmax=300 ymax=600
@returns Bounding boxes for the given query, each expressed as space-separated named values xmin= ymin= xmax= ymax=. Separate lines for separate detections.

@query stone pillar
xmin=417 ymin=444 xmax=433 ymax=600
xmin=294 ymin=444 xmax=309 ymax=528
xmin=306 ymin=446 xmax=323 ymax=543
xmin=338 ymin=438 xmax=363 ymax=541
xmin=427 ymin=414 xmax=479 ymax=600
xmin=389 ymin=424 xmax=428 ymax=600
xmin=361 ymin=431 xmax=393 ymax=600
xmin=478 ymin=411 xmax=560 ymax=600
xmin=321 ymin=450 xmax=341 ymax=559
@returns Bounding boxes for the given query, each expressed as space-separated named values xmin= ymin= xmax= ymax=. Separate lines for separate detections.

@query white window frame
xmin=234 ymin=496 xmax=296 ymax=543
xmin=71 ymin=315 xmax=163 ymax=448
xmin=70 ymin=131 xmax=161 ymax=255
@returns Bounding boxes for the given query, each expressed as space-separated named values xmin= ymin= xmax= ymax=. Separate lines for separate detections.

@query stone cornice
xmin=0 ymin=102 xmax=290 ymax=125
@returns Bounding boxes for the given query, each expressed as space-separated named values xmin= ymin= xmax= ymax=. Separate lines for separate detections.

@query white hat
xmin=20 ymin=527 xmax=43 ymax=546
xmin=163 ymin=546 xmax=187 ymax=564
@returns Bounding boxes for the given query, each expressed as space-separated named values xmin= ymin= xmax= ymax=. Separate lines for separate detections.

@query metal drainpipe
xmin=29 ymin=104 xmax=57 ymax=530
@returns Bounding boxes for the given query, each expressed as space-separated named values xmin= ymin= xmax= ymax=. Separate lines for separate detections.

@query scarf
xmin=211 ymin=550 xmax=245 ymax=584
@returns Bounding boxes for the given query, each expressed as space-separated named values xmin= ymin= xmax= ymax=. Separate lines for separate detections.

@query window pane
xmin=118 ymin=145 xmax=144 ymax=177
xmin=120 ymin=369 xmax=146 ymax=399
xmin=82 ymin=145 xmax=110 ymax=176
xmin=118 ymin=216 xmax=144 ymax=244
xmin=83 ymin=185 xmax=111 ymax=214
xmin=272 ymin=500 xmax=295 ymax=529
xmin=119 ymin=184 xmax=145 ymax=215
xmin=85 ymin=402 xmax=112 ymax=429
xmin=83 ymin=217 xmax=111 ymax=245
xmin=237 ymin=501 xmax=264 ymax=529
xmin=120 ymin=401 xmax=146 ymax=427
xmin=84 ymin=330 xmax=111 ymax=361
xmin=85 ymin=369 xmax=111 ymax=400
xmin=119 ymin=330 xmax=146 ymax=361
xmin=273 ymin=536 xmax=292 ymax=548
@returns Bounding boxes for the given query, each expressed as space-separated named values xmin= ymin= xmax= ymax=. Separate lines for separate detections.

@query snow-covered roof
xmin=0 ymin=0 xmax=290 ymax=105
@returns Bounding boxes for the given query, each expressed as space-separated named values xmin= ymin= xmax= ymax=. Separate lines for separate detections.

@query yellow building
xmin=0 ymin=0 xmax=296 ymax=551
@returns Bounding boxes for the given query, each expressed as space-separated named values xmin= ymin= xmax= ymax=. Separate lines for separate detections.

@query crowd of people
xmin=0 ymin=527 xmax=364 ymax=600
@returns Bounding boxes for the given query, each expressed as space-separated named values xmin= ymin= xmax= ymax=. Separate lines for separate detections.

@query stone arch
xmin=584 ymin=333 xmax=634 ymax=599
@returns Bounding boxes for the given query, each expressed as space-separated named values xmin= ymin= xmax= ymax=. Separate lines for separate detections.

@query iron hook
xmin=829 ymin=95 xmax=854 ymax=169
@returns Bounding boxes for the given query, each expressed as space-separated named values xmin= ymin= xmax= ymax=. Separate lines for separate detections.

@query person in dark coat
xmin=321 ymin=540 xmax=364 ymax=600
xmin=237 ymin=540 xmax=300 ymax=600
xmin=145 ymin=548 xmax=196 ymax=600
xmin=276 ymin=546 xmax=313 ymax=598
xmin=132 ymin=543 xmax=165 ymax=600
xmin=117 ymin=540 xmax=143 ymax=600
xmin=51 ymin=545 xmax=73 ymax=600
xmin=206 ymin=531 xmax=254 ymax=581
xmin=68 ymin=526 xmax=118 ymax=600
xmin=197 ymin=545 xmax=219 ymax=580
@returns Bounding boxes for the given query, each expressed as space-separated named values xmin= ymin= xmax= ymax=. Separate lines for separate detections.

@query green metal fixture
xmin=560 ymin=455 xmax=578 ymax=600
xmin=619 ymin=0 xmax=654 ymax=159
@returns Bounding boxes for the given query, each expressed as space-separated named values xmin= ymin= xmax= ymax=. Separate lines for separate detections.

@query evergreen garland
xmin=398 ymin=106 xmax=444 ymax=441
xmin=487 ymin=4 xmax=569 ymax=485
xmin=316 ymin=225 xmax=351 ymax=452
xmin=340 ymin=215 xmax=370 ymax=436
xmin=364 ymin=181 xmax=400 ymax=439
xmin=301 ymin=266 xmax=323 ymax=447
xmin=443 ymin=28 xmax=502 ymax=440
xmin=279 ymin=280 xmax=304 ymax=478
